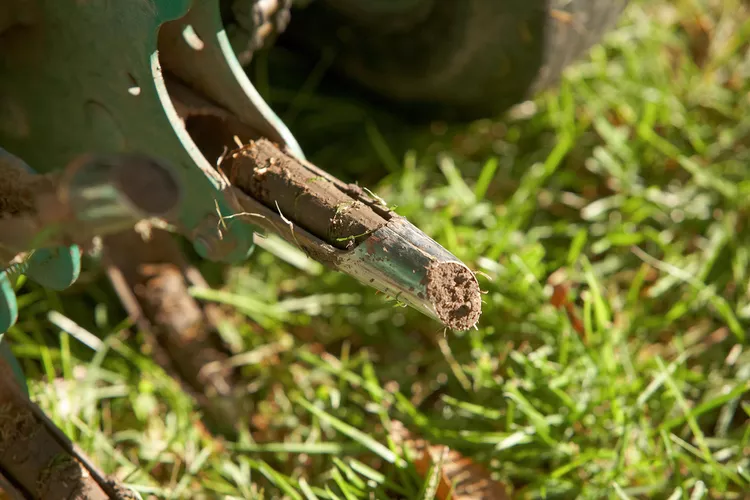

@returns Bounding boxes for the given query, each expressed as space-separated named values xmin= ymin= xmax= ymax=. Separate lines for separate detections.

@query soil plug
xmin=224 ymin=139 xmax=482 ymax=330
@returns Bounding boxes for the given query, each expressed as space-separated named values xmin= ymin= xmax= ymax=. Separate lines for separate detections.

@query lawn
xmin=6 ymin=0 xmax=750 ymax=498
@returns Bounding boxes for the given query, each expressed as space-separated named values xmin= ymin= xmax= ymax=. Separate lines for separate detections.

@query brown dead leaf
xmin=549 ymin=9 xmax=586 ymax=34
xmin=550 ymin=9 xmax=573 ymax=24
xmin=680 ymin=13 xmax=714 ymax=68
xmin=547 ymin=269 xmax=586 ymax=340
xmin=0 ymin=485 xmax=19 ymax=500
xmin=390 ymin=421 xmax=510 ymax=500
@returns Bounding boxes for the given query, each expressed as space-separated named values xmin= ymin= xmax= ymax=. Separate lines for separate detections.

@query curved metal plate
xmin=157 ymin=0 xmax=305 ymax=159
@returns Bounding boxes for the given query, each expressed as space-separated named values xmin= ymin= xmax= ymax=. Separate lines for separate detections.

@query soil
xmin=103 ymin=229 xmax=247 ymax=438
xmin=425 ymin=262 xmax=481 ymax=331
xmin=0 ymin=156 xmax=48 ymax=218
xmin=105 ymin=480 xmax=139 ymax=500
xmin=0 ymin=353 xmax=112 ymax=499
xmin=226 ymin=138 xmax=386 ymax=249
xmin=0 ymin=151 xmax=179 ymax=224
xmin=137 ymin=262 xmax=236 ymax=397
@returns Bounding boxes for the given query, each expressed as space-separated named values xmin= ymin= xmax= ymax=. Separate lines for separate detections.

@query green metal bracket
xmin=25 ymin=247 xmax=82 ymax=291
xmin=159 ymin=0 xmax=304 ymax=159
xmin=0 ymin=249 xmax=82 ymax=332
xmin=0 ymin=0 xmax=303 ymax=265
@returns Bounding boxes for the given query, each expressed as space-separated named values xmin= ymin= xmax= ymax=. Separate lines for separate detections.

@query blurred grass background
xmin=6 ymin=0 xmax=750 ymax=498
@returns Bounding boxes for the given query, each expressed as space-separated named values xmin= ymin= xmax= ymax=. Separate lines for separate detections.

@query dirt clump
xmin=0 ymin=154 xmax=52 ymax=218
xmin=136 ymin=262 xmax=237 ymax=398
xmin=104 ymin=229 xmax=247 ymax=439
xmin=0 ymin=403 xmax=37 ymax=455
xmin=0 ymin=383 xmax=110 ymax=499
xmin=36 ymin=454 xmax=83 ymax=499
xmin=425 ymin=262 xmax=481 ymax=330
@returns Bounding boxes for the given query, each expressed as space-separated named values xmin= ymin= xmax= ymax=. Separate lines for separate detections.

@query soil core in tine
xmin=426 ymin=262 xmax=481 ymax=330
xmin=226 ymin=138 xmax=386 ymax=250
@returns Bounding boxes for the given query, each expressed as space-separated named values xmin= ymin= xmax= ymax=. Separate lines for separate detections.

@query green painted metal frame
xmin=0 ymin=0 xmax=302 ymax=264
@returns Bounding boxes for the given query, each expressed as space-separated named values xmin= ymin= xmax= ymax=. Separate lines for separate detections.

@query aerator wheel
xmin=280 ymin=0 xmax=630 ymax=121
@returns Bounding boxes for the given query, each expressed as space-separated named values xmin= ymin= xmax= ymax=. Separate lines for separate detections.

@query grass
xmin=5 ymin=0 xmax=750 ymax=498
